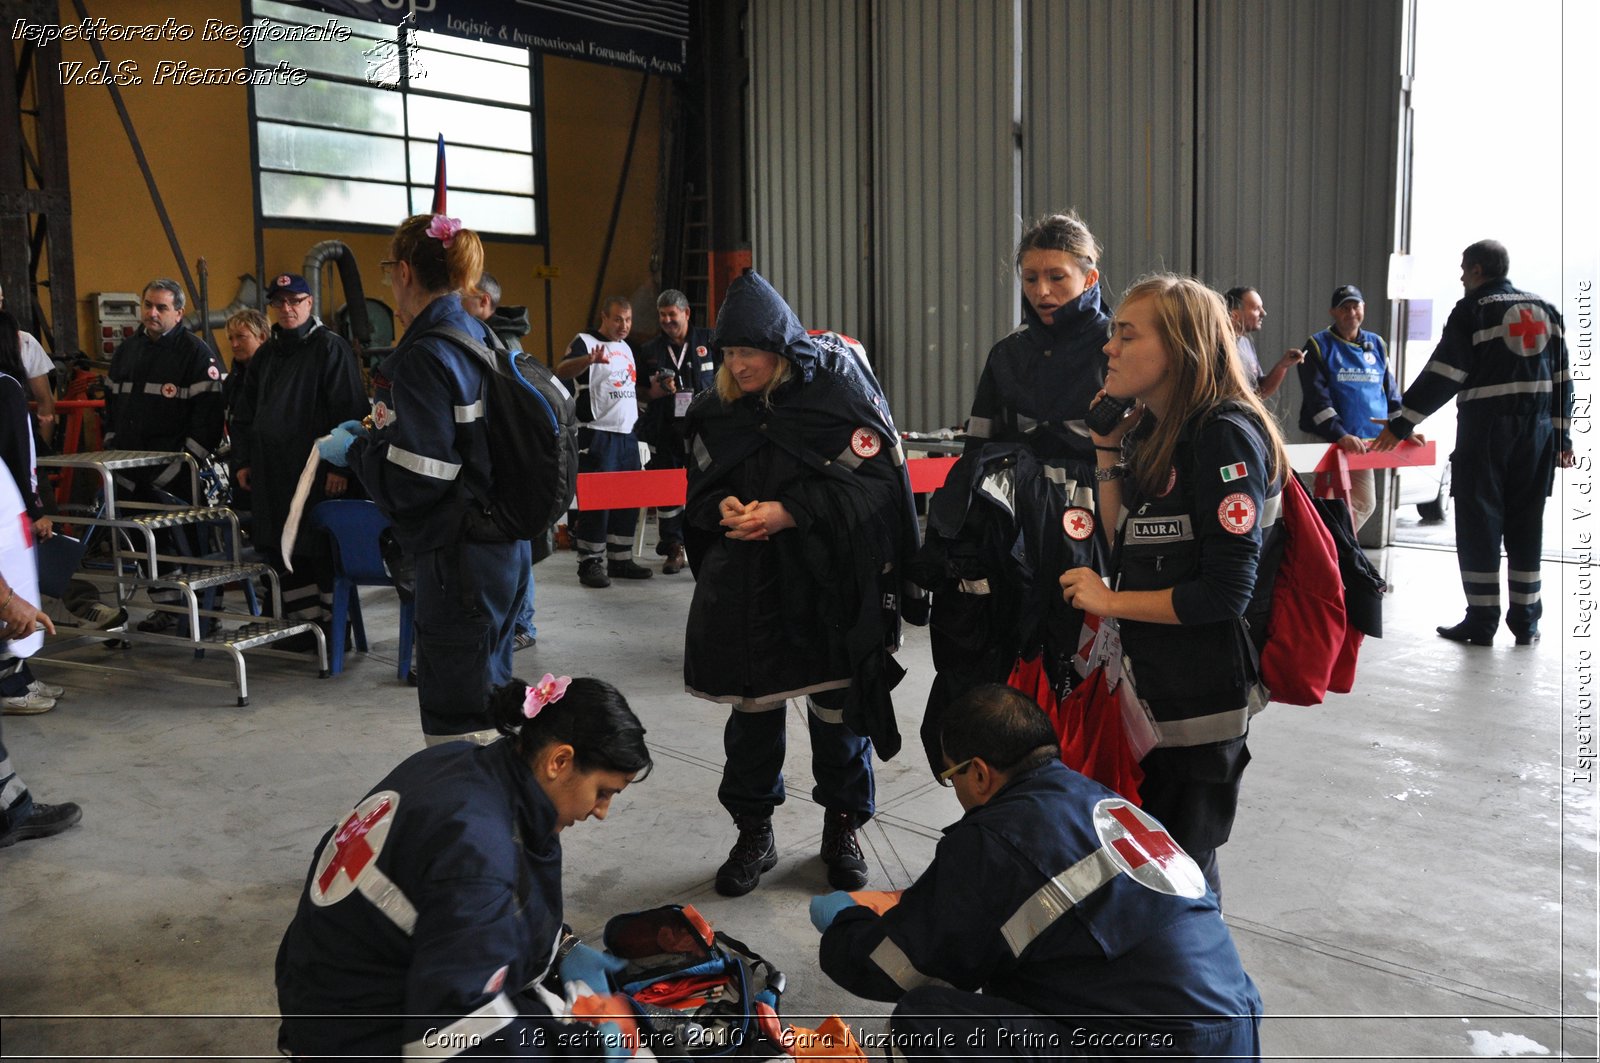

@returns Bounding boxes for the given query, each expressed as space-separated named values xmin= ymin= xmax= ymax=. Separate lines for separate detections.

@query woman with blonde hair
xmin=1060 ymin=273 xmax=1287 ymax=899
xmin=682 ymin=272 xmax=922 ymax=898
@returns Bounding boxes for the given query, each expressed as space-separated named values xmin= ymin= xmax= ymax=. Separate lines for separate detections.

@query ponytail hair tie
xmin=523 ymin=674 xmax=571 ymax=720
xmin=426 ymin=214 xmax=464 ymax=248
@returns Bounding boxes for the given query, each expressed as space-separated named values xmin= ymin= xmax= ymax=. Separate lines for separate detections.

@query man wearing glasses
xmin=812 ymin=683 xmax=1262 ymax=1062
xmin=105 ymin=280 xmax=227 ymax=632
xmin=229 ymin=274 xmax=368 ymax=639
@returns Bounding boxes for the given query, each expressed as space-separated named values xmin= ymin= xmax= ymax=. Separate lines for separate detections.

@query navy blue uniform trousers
xmin=1452 ymin=411 xmax=1555 ymax=636
xmin=413 ymin=539 xmax=528 ymax=741
xmin=719 ymin=688 xmax=874 ymax=826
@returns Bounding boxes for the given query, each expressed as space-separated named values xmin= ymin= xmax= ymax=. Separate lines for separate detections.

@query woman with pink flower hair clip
xmin=278 ymin=674 xmax=652 ymax=1059
xmin=326 ymin=213 xmax=534 ymax=746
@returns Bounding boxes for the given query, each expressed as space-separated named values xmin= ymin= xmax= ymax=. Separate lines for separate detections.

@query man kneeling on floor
xmin=812 ymin=683 xmax=1262 ymax=1061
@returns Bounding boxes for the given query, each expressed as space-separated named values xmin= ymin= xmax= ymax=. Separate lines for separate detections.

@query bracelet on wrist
xmin=1092 ymin=464 xmax=1127 ymax=482
xmin=1094 ymin=444 xmax=1121 ymax=453
xmin=0 ymin=588 xmax=13 ymax=611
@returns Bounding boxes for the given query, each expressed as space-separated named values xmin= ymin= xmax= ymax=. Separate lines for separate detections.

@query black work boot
xmin=820 ymin=810 xmax=868 ymax=890
xmin=607 ymin=558 xmax=654 ymax=580
xmin=579 ymin=558 xmax=611 ymax=588
xmin=1437 ymin=606 xmax=1498 ymax=647
xmin=715 ymin=815 xmax=777 ymax=897
xmin=0 ymin=802 xmax=83 ymax=848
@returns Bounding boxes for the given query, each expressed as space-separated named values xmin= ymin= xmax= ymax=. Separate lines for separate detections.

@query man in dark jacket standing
xmin=106 ymin=279 xmax=226 ymax=632
xmin=230 ymin=273 xmax=369 ymax=629
xmin=1375 ymin=239 xmax=1573 ymax=646
xmin=814 ymin=684 xmax=1262 ymax=1063
xmin=635 ymin=289 xmax=717 ymax=574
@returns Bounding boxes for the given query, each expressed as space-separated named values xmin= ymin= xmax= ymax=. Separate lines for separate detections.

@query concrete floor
xmin=1 ymin=538 xmax=1595 ymax=1060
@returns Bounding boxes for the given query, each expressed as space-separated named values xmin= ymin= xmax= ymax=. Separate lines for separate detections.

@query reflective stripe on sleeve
xmin=966 ymin=416 xmax=993 ymax=438
xmin=402 ymin=992 xmax=518 ymax=1059
xmin=1311 ymin=407 xmax=1338 ymax=425
xmin=387 ymin=446 xmax=462 ymax=481
xmin=1258 ymin=492 xmax=1283 ymax=529
xmin=692 ymin=435 xmax=712 ymax=471
xmin=453 ymin=400 xmax=485 ymax=423
xmin=1458 ymin=380 xmax=1552 ymax=403
xmin=358 ymin=866 xmax=419 ymax=936
xmin=1421 ymin=360 xmax=1469 ymax=383
xmin=835 ymin=445 xmax=864 ymax=471
xmin=868 ymin=937 xmax=947 ymax=993
xmin=1000 ymin=846 xmax=1121 ymax=957
xmin=1396 ymin=407 xmax=1427 ymax=426
xmin=1553 ymin=369 xmax=1571 ymax=384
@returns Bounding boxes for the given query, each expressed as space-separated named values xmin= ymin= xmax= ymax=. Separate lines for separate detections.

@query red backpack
xmin=1250 ymin=473 xmax=1357 ymax=705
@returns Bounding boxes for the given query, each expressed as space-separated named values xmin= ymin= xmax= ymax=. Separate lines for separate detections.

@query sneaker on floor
xmin=607 ymin=558 xmax=654 ymax=580
xmin=2 ymin=691 xmax=56 ymax=715
xmin=820 ymin=810 xmax=869 ymax=890
xmin=27 ymin=679 xmax=64 ymax=700
xmin=0 ymin=801 xmax=83 ymax=848
xmin=136 ymin=611 xmax=177 ymax=634
xmin=44 ymin=594 xmax=129 ymax=631
xmin=579 ymin=558 xmax=611 ymax=589
xmin=513 ymin=631 xmax=537 ymax=651
xmin=715 ymin=815 xmax=778 ymax=897
xmin=662 ymin=544 xmax=688 ymax=575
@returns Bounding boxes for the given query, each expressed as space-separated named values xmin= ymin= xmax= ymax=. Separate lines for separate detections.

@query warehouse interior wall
xmin=52 ymin=0 xmax=665 ymax=367
xmin=749 ymin=0 xmax=1406 ymax=435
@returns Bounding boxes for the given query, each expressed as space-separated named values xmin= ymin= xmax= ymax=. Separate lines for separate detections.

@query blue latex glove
xmin=316 ymin=420 xmax=368 ymax=468
xmin=594 ymin=1019 xmax=633 ymax=1062
xmin=559 ymin=941 xmax=627 ymax=992
xmin=810 ymin=891 xmax=858 ymax=933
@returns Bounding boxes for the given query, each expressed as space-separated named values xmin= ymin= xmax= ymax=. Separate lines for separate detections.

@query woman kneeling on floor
xmin=276 ymin=676 xmax=652 ymax=1059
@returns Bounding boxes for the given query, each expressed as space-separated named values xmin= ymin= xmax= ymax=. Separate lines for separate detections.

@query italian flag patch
xmin=1219 ymin=462 xmax=1248 ymax=482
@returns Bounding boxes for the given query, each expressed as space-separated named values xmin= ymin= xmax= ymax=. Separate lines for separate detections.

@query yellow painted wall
xmin=55 ymin=0 xmax=665 ymax=367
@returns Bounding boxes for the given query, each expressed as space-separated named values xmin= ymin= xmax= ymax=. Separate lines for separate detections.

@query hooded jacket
xmin=964 ymin=284 xmax=1111 ymax=466
xmin=682 ymin=272 xmax=922 ymax=757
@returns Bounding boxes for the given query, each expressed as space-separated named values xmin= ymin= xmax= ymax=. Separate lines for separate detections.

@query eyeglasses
xmin=268 ymin=294 xmax=310 ymax=308
xmin=936 ymin=758 xmax=974 ymax=787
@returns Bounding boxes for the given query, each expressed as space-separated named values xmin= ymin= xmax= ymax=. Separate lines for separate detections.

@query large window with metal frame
xmin=248 ymin=0 xmax=540 ymax=238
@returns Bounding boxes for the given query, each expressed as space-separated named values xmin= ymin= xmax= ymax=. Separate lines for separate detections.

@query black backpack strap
xmin=418 ymin=324 xmax=498 ymax=369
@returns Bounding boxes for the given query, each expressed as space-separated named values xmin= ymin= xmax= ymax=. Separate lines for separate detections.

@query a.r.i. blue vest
xmin=1309 ymin=328 xmax=1389 ymax=439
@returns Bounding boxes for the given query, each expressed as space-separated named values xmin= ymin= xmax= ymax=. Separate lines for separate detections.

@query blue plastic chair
xmin=306 ymin=500 xmax=415 ymax=678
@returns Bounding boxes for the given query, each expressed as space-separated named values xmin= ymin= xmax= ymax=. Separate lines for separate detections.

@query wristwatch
xmin=1093 ymin=464 xmax=1127 ymax=482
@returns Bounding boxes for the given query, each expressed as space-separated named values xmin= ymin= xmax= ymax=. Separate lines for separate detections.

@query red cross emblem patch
xmin=1503 ymin=303 xmax=1551 ymax=356
xmin=1093 ymin=798 xmax=1206 ymax=897
xmin=275 ymin=274 xmax=292 ymax=288
xmin=850 ymin=427 xmax=881 ymax=459
xmin=1218 ymin=492 xmax=1256 ymax=534
xmin=371 ymin=401 xmax=394 ymax=429
xmin=1063 ymin=506 xmax=1095 ymax=541
xmin=310 ymin=791 xmax=399 ymax=906
xmin=160 ymin=383 xmax=178 ymax=399
xmin=208 ymin=365 xmax=220 ymax=380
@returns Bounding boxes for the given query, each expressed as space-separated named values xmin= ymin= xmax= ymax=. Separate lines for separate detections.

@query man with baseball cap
xmin=230 ymin=272 xmax=368 ymax=640
xmin=1296 ymin=284 xmax=1401 ymax=532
